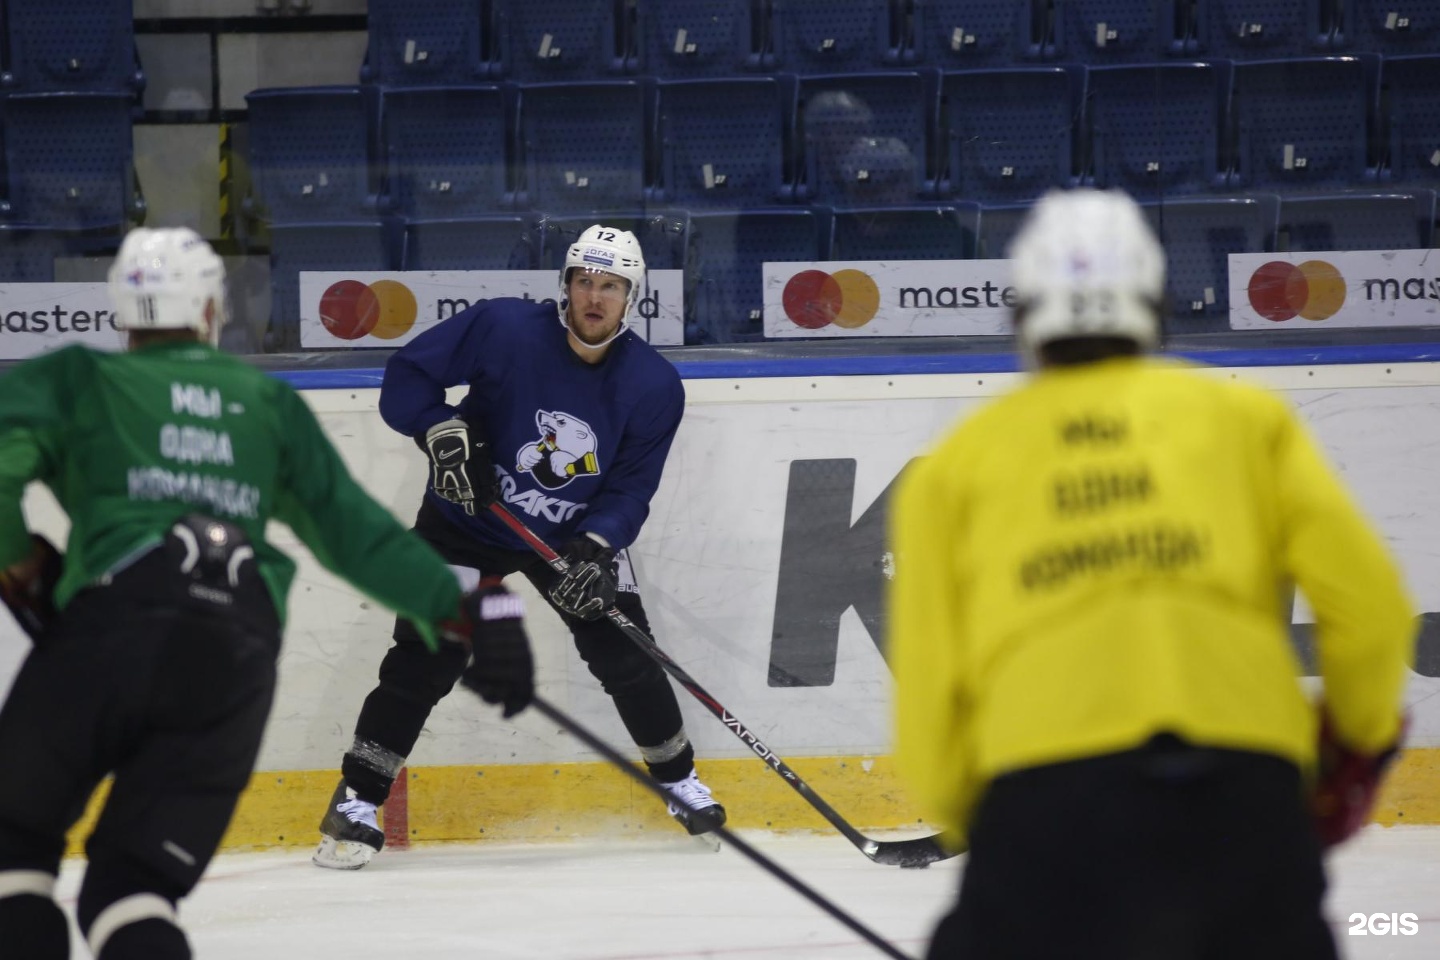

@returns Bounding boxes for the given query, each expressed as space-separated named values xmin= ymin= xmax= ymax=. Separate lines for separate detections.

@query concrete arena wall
xmin=2 ymin=361 xmax=1437 ymax=853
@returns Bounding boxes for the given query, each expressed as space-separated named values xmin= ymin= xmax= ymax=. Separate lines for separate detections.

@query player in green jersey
xmin=0 ymin=227 xmax=533 ymax=960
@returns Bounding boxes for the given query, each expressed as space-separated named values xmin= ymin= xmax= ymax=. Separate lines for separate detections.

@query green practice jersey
xmin=0 ymin=342 xmax=460 ymax=647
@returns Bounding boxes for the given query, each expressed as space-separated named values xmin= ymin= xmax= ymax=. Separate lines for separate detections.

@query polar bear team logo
xmin=516 ymin=409 xmax=600 ymax=490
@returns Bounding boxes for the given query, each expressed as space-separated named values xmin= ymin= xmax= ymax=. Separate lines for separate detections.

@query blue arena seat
xmin=656 ymin=77 xmax=800 ymax=210
xmin=266 ymin=221 xmax=396 ymax=352
xmin=361 ymin=0 xmax=488 ymax=86
xmin=797 ymin=72 xmax=935 ymax=205
xmin=686 ymin=208 xmax=828 ymax=344
xmin=491 ymin=0 xmax=624 ymax=81
xmin=634 ymin=0 xmax=766 ymax=77
xmin=911 ymin=0 xmax=1047 ymax=68
xmin=1 ymin=0 xmax=143 ymax=93
xmin=1192 ymin=0 xmax=1332 ymax=60
xmin=381 ymin=85 xmax=513 ymax=218
xmin=517 ymin=80 xmax=648 ymax=214
xmin=0 ymin=227 xmax=72 ymax=281
xmin=1 ymin=92 xmax=136 ymax=229
xmin=1229 ymin=57 xmax=1374 ymax=193
xmin=245 ymin=87 xmax=380 ymax=224
xmin=1335 ymin=0 xmax=1440 ymax=54
xmin=1143 ymin=194 xmax=1280 ymax=333
xmin=1054 ymin=0 xmax=1186 ymax=63
xmin=1278 ymin=191 xmax=1435 ymax=251
xmin=653 ymin=77 xmax=794 ymax=209
xmin=940 ymin=66 xmax=1084 ymax=204
xmin=1382 ymin=54 xmax=1440 ymax=187
xmin=771 ymin=0 xmax=906 ymax=74
xmin=827 ymin=202 xmax=980 ymax=260
xmin=401 ymin=215 xmax=538 ymax=271
xmin=1086 ymin=62 xmax=1230 ymax=196
xmin=833 ymin=135 xmax=928 ymax=206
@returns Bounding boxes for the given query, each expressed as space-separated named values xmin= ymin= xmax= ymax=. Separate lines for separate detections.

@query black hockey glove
xmin=0 ymin=534 xmax=63 ymax=644
xmin=448 ymin=578 xmax=534 ymax=718
xmin=421 ymin=418 xmax=496 ymax=515
xmin=549 ymin=535 xmax=618 ymax=621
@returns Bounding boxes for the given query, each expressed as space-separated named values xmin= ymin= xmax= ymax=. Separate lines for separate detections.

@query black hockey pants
xmin=343 ymin=497 xmax=693 ymax=804
xmin=0 ymin=518 xmax=279 ymax=959
xmin=928 ymin=734 xmax=1338 ymax=960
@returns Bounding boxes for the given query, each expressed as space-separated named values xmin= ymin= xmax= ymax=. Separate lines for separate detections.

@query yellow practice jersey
xmin=889 ymin=356 xmax=1415 ymax=837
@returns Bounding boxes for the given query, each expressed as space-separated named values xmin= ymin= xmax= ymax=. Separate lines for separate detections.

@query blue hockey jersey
xmin=378 ymin=298 xmax=685 ymax=552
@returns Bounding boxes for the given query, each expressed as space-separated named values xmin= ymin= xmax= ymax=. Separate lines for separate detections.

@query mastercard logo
xmin=319 ymin=279 xmax=418 ymax=340
xmin=781 ymin=269 xmax=881 ymax=329
xmin=1246 ymin=260 xmax=1346 ymax=323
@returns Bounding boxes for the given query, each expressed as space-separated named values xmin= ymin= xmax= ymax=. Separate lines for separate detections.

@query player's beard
xmin=567 ymin=306 xmax=623 ymax=348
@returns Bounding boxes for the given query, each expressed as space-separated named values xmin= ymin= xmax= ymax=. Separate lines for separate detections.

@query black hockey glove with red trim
xmin=0 ymin=534 xmax=63 ymax=643
xmin=1312 ymin=709 xmax=1407 ymax=849
xmin=549 ymin=535 xmax=617 ymax=621
xmin=445 ymin=578 xmax=534 ymax=718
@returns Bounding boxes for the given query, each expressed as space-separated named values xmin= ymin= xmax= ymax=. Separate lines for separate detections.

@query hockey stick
xmin=525 ymin=693 xmax=917 ymax=960
xmin=488 ymin=502 xmax=958 ymax=869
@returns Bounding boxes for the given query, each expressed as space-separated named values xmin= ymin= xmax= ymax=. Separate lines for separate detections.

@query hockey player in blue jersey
xmin=314 ymin=225 xmax=726 ymax=868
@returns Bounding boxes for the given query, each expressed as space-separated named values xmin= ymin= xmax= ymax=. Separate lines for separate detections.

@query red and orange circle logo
xmin=1246 ymin=260 xmax=1346 ymax=322
xmin=319 ymin=279 xmax=418 ymax=340
xmin=781 ymin=269 xmax=881 ymax=329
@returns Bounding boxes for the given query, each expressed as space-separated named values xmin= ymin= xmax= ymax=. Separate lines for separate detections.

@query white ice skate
xmin=313 ymin=780 xmax=384 ymax=870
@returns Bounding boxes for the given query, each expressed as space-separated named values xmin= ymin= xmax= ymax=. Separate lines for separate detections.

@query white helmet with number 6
xmin=108 ymin=227 xmax=227 ymax=344
xmin=1007 ymin=189 xmax=1165 ymax=365
xmin=560 ymin=224 xmax=647 ymax=317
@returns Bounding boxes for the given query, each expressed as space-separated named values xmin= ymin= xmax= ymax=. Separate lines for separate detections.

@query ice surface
xmin=54 ymin=826 xmax=1440 ymax=959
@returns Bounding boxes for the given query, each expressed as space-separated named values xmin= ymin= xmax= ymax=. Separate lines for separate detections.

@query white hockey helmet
xmin=560 ymin=224 xmax=647 ymax=318
xmin=1007 ymin=189 xmax=1165 ymax=365
xmin=109 ymin=227 xmax=227 ymax=344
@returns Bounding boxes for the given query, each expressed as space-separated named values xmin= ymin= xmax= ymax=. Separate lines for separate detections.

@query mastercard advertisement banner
xmin=0 ymin=283 xmax=125 ymax=360
xmin=299 ymin=269 xmax=685 ymax=349
xmin=762 ymin=259 xmax=1015 ymax=338
xmin=1229 ymin=249 xmax=1440 ymax=330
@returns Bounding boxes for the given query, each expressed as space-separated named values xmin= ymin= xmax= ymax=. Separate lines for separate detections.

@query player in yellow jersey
xmin=889 ymin=189 xmax=1414 ymax=960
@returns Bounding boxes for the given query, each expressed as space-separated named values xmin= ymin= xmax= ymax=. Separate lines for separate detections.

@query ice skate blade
xmin=691 ymin=831 xmax=722 ymax=853
xmin=312 ymin=835 xmax=378 ymax=870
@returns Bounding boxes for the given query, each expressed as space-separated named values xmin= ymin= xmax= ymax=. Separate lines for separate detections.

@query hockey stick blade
xmin=489 ymin=503 xmax=960 ymax=869
xmin=524 ymin=693 xmax=917 ymax=960
xmin=861 ymin=833 xmax=951 ymax=868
